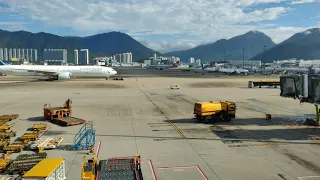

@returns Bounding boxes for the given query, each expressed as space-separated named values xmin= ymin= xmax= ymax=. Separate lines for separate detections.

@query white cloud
xmin=258 ymin=26 xmax=311 ymax=43
xmin=0 ymin=0 xmax=316 ymax=52
xmin=140 ymin=40 xmax=197 ymax=53
xmin=0 ymin=21 xmax=28 ymax=25
xmin=1 ymin=0 xmax=290 ymax=34
xmin=291 ymin=0 xmax=320 ymax=4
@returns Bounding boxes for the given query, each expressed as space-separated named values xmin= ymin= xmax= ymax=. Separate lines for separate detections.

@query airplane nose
xmin=113 ymin=71 xmax=117 ymax=75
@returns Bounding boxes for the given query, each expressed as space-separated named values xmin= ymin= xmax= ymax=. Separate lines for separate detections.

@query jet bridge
xmin=280 ymin=74 xmax=320 ymax=126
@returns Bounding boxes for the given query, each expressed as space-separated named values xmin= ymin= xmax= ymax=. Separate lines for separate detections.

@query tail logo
xmin=0 ymin=60 xmax=5 ymax=66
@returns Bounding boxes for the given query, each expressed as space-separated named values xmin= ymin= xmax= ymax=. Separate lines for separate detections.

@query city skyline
xmin=0 ymin=0 xmax=319 ymax=53
xmin=0 ymin=48 xmax=38 ymax=62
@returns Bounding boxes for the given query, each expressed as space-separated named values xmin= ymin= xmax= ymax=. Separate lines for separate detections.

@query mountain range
xmin=0 ymin=28 xmax=320 ymax=63
xmin=166 ymin=31 xmax=276 ymax=61
xmin=250 ymin=28 xmax=320 ymax=62
xmin=0 ymin=29 xmax=158 ymax=63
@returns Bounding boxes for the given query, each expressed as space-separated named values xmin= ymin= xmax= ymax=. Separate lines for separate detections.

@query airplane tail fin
xmin=201 ymin=63 xmax=204 ymax=70
xmin=171 ymin=61 xmax=180 ymax=68
xmin=0 ymin=60 xmax=5 ymax=66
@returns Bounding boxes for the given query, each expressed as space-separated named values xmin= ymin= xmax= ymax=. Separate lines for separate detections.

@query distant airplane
xmin=146 ymin=61 xmax=180 ymax=70
xmin=0 ymin=60 xmax=117 ymax=80
xmin=195 ymin=63 xmax=249 ymax=75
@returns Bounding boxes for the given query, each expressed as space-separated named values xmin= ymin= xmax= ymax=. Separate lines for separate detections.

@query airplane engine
xmin=57 ymin=72 xmax=72 ymax=80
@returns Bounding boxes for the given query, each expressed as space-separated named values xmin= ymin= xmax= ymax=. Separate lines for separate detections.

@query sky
xmin=0 ymin=0 xmax=319 ymax=53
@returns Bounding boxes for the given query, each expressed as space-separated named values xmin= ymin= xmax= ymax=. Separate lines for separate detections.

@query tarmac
xmin=0 ymin=71 xmax=320 ymax=180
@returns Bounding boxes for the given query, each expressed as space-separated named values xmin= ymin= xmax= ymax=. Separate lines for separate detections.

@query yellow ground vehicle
xmin=81 ymin=156 xmax=98 ymax=180
xmin=194 ymin=101 xmax=236 ymax=123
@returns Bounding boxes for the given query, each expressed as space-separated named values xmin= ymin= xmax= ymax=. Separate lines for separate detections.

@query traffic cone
xmin=89 ymin=148 xmax=94 ymax=155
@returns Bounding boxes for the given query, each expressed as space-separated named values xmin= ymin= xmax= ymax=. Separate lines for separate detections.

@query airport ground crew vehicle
xmin=0 ymin=114 xmax=19 ymax=121
xmin=32 ymin=123 xmax=47 ymax=131
xmin=43 ymin=99 xmax=72 ymax=120
xmin=21 ymin=132 xmax=40 ymax=143
xmin=194 ymin=101 xmax=236 ymax=123
xmin=43 ymin=99 xmax=85 ymax=126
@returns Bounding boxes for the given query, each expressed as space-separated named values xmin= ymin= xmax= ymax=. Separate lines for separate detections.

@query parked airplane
xmin=216 ymin=65 xmax=249 ymax=75
xmin=0 ymin=60 xmax=117 ymax=80
xmin=146 ymin=61 xmax=180 ymax=70
xmin=195 ymin=63 xmax=249 ymax=75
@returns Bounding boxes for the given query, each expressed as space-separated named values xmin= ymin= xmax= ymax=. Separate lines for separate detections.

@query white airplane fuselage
xmin=0 ymin=64 xmax=117 ymax=78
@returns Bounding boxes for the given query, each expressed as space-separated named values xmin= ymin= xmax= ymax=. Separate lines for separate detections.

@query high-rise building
xmin=13 ymin=48 xmax=17 ymax=58
xmin=122 ymin=53 xmax=127 ymax=64
xmin=119 ymin=54 xmax=122 ymax=63
xmin=22 ymin=49 xmax=25 ymax=60
xmin=0 ymin=48 xmax=3 ymax=61
xmin=17 ymin=49 xmax=21 ymax=59
xmin=74 ymin=49 xmax=79 ymax=65
xmin=30 ymin=49 xmax=33 ymax=61
xmin=26 ymin=49 xmax=29 ymax=61
xmin=34 ymin=49 xmax=38 ymax=62
xmin=43 ymin=49 xmax=68 ymax=64
xmin=79 ymin=49 xmax=89 ymax=65
xmin=127 ymin=52 xmax=132 ymax=63
xmin=189 ymin=57 xmax=195 ymax=64
xmin=8 ymin=48 xmax=12 ymax=61
xmin=4 ymin=48 xmax=8 ymax=61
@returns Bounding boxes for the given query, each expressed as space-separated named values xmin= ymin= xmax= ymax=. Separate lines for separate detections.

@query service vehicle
xmin=194 ymin=101 xmax=236 ymax=123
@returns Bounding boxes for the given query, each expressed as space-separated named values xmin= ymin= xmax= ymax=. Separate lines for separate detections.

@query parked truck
xmin=194 ymin=101 xmax=236 ymax=123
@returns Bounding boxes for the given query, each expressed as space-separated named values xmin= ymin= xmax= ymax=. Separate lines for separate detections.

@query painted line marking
xmin=169 ymin=121 xmax=186 ymax=139
xmin=158 ymin=165 xmax=208 ymax=180
xmin=95 ymin=141 xmax=101 ymax=158
xmin=38 ymin=126 xmax=52 ymax=138
xmin=149 ymin=160 xmax=158 ymax=180
xmin=0 ymin=100 xmax=30 ymax=112
xmin=298 ymin=176 xmax=320 ymax=179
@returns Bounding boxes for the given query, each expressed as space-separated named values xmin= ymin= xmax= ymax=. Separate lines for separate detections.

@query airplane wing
xmin=14 ymin=68 xmax=59 ymax=76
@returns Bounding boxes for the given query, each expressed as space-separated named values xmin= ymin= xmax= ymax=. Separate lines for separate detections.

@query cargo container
xmin=23 ymin=158 xmax=66 ymax=180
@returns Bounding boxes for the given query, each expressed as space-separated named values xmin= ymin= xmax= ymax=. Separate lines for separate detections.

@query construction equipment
xmin=194 ymin=101 xmax=236 ymax=123
xmin=23 ymin=158 xmax=66 ymax=180
xmin=74 ymin=121 xmax=95 ymax=150
xmin=6 ymin=153 xmax=47 ymax=175
xmin=32 ymin=123 xmax=47 ymax=131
